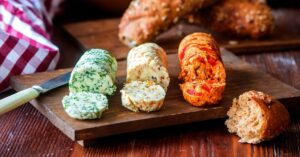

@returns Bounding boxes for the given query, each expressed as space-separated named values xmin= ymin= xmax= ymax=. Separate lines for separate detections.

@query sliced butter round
xmin=62 ymin=92 xmax=108 ymax=120
xmin=120 ymin=81 xmax=166 ymax=112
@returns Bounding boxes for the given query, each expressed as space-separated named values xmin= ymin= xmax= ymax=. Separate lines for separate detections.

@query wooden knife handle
xmin=0 ymin=87 xmax=40 ymax=116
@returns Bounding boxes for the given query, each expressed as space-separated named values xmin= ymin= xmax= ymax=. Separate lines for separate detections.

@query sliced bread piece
xmin=225 ymin=90 xmax=290 ymax=144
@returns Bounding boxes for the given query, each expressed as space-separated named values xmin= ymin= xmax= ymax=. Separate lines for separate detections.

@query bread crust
xmin=178 ymin=33 xmax=226 ymax=106
xmin=118 ymin=0 xmax=216 ymax=47
xmin=186 ymin=0 xmax=274 ymax=38
xmin=253 ymin=98 xmax=290 ymax=142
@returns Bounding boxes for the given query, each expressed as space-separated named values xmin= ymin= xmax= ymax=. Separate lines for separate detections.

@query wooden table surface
xmin=1 ymin=6 xmax=300 ymax=157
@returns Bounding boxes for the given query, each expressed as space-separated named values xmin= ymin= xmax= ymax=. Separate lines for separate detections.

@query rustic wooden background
xmin=0 ymin=2 xmax=300 ymax=157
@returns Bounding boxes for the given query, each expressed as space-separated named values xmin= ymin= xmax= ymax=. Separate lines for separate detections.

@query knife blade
xmin=33 ymin=72 xmax=71 ymax=93
xmin=0 ymin=72 xmax=71 ymax=116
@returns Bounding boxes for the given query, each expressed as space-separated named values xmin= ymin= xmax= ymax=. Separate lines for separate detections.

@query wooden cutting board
xmin=64 ymin=8 xmax=300 ymax=60
xmin=10 ymin=49 xmax=300 ymax=146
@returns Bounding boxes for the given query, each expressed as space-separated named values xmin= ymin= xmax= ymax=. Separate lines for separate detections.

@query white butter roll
xmin=126 ymin=43 xmax=170 ymax=91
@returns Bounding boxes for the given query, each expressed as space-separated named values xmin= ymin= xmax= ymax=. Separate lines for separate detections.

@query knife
xmin=0 ymin=72 xmax=71 ymax=116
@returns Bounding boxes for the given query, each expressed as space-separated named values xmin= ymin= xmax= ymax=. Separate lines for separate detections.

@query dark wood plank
xmin=9 ymin=49 xmax=300 ymax=144
xmin=64 ymin=8 xmax=300 ymax=60
xmin=0 ymin=102 xmax=74 ymax=156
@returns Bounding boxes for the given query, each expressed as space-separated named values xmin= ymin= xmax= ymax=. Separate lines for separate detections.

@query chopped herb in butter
xmin=62 ymin=92 xmax=108 ymax=120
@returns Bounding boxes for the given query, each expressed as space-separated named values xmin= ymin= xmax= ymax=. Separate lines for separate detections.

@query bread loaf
xmin=187 ymin=0 xmax=274 ymax=38
xmin=118 ymin=0 xmax=216 ymax=47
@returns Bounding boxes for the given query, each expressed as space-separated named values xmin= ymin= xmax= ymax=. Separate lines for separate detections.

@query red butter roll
xmin=178 ymin=33 xmax=226 ymax=106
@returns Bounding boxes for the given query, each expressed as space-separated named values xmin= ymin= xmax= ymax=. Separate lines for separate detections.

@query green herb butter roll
xmin=126 ymin=43 xmax=170 ymax=91
xmin=69 ymin=49 xmax=117 ymax=95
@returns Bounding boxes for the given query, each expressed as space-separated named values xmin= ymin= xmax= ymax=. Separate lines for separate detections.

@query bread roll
xmin=178 ymin=33 xmax=226 ymax=106
xmin=225 ymin=91 xmax=290 ymax=144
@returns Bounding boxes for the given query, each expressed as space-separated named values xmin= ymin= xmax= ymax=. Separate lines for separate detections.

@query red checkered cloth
xmin=0 ymin=0 xmax=62 ymax=92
